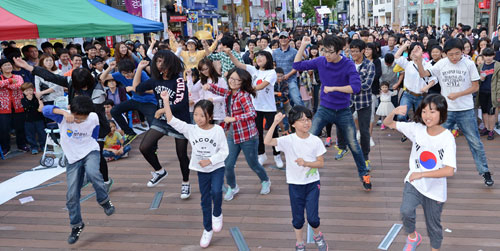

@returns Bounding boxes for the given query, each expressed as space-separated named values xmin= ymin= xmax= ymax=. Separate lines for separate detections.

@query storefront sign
xmin=125 ymin=0 xmax=142 ymax=16
xmin=105 ymin=36 xmax=114 ymax=48
xmin=142 ymin=0 xmax=160 ymax=22
xmin=188 ymin=11 xmax=198 ymax=23
xmin=170 ymin=16 xmax=187 ymax=22
xmin=478 ymin=0 xmax=491 ymax=9
xmin=379 ymin=8 xmax=385 ymax=13
xmin=423 ymin=0 xmax=434 ymax=4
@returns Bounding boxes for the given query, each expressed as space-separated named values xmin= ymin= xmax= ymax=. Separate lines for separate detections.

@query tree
xmin=301 ymin=0 xmax=335 ymax=22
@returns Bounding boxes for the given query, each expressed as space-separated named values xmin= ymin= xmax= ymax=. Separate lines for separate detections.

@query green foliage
xmin=301 ymin=0 xmax=335 ymax=21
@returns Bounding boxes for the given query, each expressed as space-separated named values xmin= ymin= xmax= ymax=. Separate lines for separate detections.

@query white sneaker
xmin=274 ymin=155 xmax=284 ymax=168
xmin=212 ymin=214 xmax=223 ymax=232
xmin=370 ymin=137 xmax=375 ymax=147
xmin=260 ymin=180 xmax=271 ymax=195
xmin=224 ymin=185 xmax=240 ymax=201
xmin=258 ymin=154 xmax=268 ymax=165
xmin=199 ymin=229 xmax=213 ymax=248
xmin=180 ymin=183 xmax=191 ymax=199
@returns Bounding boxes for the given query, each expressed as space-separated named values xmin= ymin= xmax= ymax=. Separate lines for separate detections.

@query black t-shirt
xmin=136 ymin=75 xmax=190 ymax=123
xmin=21 ymin=95 xmax=44 ymax=122
xmin=428 ymin=60 xmax=442 ymax=94
xmin=480 ymin=62 xmax=495 ymax=93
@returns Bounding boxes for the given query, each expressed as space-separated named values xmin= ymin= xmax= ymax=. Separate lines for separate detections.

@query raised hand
xmin=301 ymin=36 xmax=311 ymax=47
xmin=274 ymin=112 xmax=285 ymax=124
xmin=160 ymin=90 xmax=170 ymax=101
xmin=12 ymin=57 xmax=30 ymax=70
xmin=108 ymin=61 xmax=117 ymax=69
xmin=393 ymin=105 xmax=407 ymax=116
xmin=216 ymin=33 xmax=223 ymax=41
xmin=138 ymin=60 xmax=149 ymax=69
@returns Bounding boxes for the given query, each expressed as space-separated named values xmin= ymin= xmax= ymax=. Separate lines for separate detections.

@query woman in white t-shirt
xmin=225 ymin=49 xmax=284 ymax=168
xmin=191 ymin=58 xmax=227 ymax=123
xmin=383 ymin=94 xmax=456 ymax=251
xmin=394 ymin=40 xmax=437 ymax=124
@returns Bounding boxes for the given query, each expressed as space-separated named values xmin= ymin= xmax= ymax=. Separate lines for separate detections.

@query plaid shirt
xmin=208 ymin=50 xmax=243 ymax=76
xmin=208 ymin=83 xmax=258 ymax=144
xmin=351 ymin=58 xmax=374 ymax=110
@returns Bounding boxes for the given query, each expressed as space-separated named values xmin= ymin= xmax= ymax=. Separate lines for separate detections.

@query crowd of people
xmin=1 ymin=21 xmax=499 ymax=250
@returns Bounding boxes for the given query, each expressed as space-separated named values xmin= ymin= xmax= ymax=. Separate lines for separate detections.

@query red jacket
xmin=0 ymin=75 xmax=24 ymax=114
xmin=209 ymin=83 xmax=258 ymax=144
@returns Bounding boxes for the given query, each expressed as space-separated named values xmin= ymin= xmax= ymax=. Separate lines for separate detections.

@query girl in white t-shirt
xmin=264 ymin=106 xmax=329 ymax=251
xmin=383 ymin=94 xmax=456 ymax=251
xmin=225 ymin=48 xmax=284 ymax=168
xmin=191 ymin=58 xmax=227 ymax=123
xmin=160 ymin=91 xmax=229 ymax=249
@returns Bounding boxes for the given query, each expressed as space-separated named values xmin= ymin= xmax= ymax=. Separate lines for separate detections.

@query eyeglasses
xmin=323 ymin=49 xmax=336 ymax=55
xmin=228 ymin=77 xmax=242 ymax=83
xmin=296 ymin=118 xmax=312 ymax=123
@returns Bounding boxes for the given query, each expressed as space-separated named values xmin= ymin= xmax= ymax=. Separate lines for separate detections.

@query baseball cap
xmin=279 ymin=31 xmax=289 ymax=38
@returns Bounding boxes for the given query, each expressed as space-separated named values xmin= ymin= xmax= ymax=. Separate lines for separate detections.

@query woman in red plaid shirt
xmin=203 ymin=68 xmax=271 ymax=201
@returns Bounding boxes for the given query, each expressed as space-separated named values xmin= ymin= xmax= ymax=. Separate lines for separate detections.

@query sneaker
xmin=181 ymin=183 xmax=191 ymax=199
xmin=362 ymin=175 xmax=372 ymax=191
xmin=381 ymin=124 xmax=386 ymax=130
xmin=224 ymin=185 xmax=240 ymax=201
xmin=260 ymin=180 xmax=271 ymax=195
xmin=101 ymin=200 xmax=115 ymax=216
xmin=376 ymin=119 xmax=382 ymax=126
xmin=20 ymin=146 xmax=30 ymax=152
xmin=122 ymin=152 xmax=129 ymax=158
xmin=212 ymin=214 xmax=223 ymax=232
xmin=370 ymin=137 xmax=375 ymax=147
xmin=403 ymin=232 xmax=422 ymax=251
xmin=67 ymin=223 xmax=85 ymax=244
xmin=483 ymin=172 xmax=494 ymax=187
xmin=274 ymin=154 xmax=284 ymax=168
xmin=104 ymin=178 xmax=114 ymax=193
xmin=365 ymin=160 xmax=371 ymax=172
xmin=324 ymin=137 xmax=333 ymax=147
xmin=480 ymin=127 xmax=489 ymax=136
xmin=295 ymin=242 xmax=306 ymax=251
xmin=313 ymin=232 xmax=328 ymax=251
xmin=31 ymin=149 xmax=38 ymax=155
xmin=258 ymin=154 xmax=268 ymax=166
xmin=487 ymin=131 xmax=495 ymax=140
xmin=200 ymin=229 xmax=213 ymax=248
xmin=334 ymin=146 xmax=349 ymax=160
xmin=401 ymin=135 xmax=408 ymax=142
xmin=124 ymin=134 xmax=138 ymax=146
xmin=147 ymin=170 xmax=168 ymax=187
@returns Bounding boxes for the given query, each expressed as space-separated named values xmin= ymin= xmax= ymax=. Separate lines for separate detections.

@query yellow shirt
xmin=170 ymin=40 xmax=218 ymax=71
xmin=104 ymin=132 xmax=122 ymax=149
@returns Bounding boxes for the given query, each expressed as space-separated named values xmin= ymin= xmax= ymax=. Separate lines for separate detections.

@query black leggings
xmin=255 ymin=111 xmax=280 ymax=155
xmin=98 ymin=141 xmax=109 ymax=182
xmin=139 ymin=129 xmax=190 ymax=182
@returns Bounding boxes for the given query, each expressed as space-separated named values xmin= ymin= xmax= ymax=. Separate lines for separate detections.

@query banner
xmin=125 ymin=0 xmax=142 ymax=17
xmin=105 ymin=36 xmax=114 ymax=48
xmin=188 ymin=11 xmax=198 ymax=23
xmin=142 ymin=0 xmax=160 ymax=22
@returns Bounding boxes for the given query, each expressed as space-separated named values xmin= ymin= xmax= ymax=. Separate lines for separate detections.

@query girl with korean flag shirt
xmin=383 ymin=94 xmax=456 ymax=251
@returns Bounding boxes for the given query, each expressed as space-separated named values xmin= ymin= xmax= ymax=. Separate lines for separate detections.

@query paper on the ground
xmin=0 ymin=165 xmax=66 ymax=205
xmin=19 ymin=196 xmax=34 ymax=204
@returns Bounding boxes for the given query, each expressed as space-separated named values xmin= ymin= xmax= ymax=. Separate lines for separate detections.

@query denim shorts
xmin=150 ymin=119 xmax=186 ymax=139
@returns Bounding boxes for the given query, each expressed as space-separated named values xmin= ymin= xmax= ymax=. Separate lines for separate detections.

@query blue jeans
xmin=25 ymin=120 xmax=46 ymax=149
xmin=442 ymin=109 xmax=489 ymax=175
xmin=289 ymin=180 xmax=321 ymax=229
xmin=66 ymin=151 xmax=109 ymax=227
xmin=103 ymin=145 xmax=131 ymax=160
xmin=310 ymin=106 xmax=368 ymax=178
xmin=397 ymin=92 xmax=423 ymax=121
xmin=225 ymin=133 xmax=269 ymax=188
xmin=337 ymin=105 xmax=372 ymax=160
xmin=287 ymin=77 xmax=304 ymax=107
xmin=198 ymin=167 xmax=224 ymax=231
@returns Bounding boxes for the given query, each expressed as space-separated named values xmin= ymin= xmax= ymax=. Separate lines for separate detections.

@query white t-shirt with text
xmin=396 ymin=122 xmax=457 ymax=202
xmin=429 ymin=57 xmax=480 ymax=111
xmin=276 ymin=133 xmax=327 ymax=185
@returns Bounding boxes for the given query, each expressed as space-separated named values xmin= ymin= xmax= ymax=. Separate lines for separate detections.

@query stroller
xmin=39 ymin=96 xmax=69 ymax=168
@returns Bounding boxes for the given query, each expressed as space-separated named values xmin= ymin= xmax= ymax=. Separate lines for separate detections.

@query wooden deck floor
xmin=1 ymin=127 xmax=499 ymax=251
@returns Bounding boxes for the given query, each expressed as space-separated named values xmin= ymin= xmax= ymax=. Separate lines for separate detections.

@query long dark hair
xmin=254 ymin=51 xmax=274 ymax=70
xmin=72 ymin=68 xmax=95 ymax=90
xmin=114 ymin=42 xmax=134 ymax=64
xmin=227 ymin=68 xmax=256 ymax=97
xmin=198 ymin=58 xmax=220 ymax=85
xmin=366 ymin=42 xmax=379 ymax=60
xmin=151 ymin=50 xmax=184 ymax=80
xmin=193 ymin=99 xmax=214 ymax=124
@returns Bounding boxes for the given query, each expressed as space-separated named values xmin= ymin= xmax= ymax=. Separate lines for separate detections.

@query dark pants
xmin=0 ymin=112 xmax=27 ymax=152
xmin=198 ymin=167 xmax=224 ymax=231
xmin=312 ymin=84 xmax=321 ymax=113
xmin=401 ymin=182 xmax=444 ymax=249
xmin=337 ymin=105 xmax=372 ymax=160
xmin=289 ymin=180 xmax=321 ymax=229
xmin=111 ymin=99 xmax=156 ymax=135
xmin=25 ymin=120 xmax=46 ymax=149
xmin=255 ymin=111 xmax=280 ymax=155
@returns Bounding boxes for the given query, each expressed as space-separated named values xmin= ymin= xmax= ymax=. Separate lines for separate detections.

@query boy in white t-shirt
xmin=414 ymin=38 xmax=494 ymax=187
xmin=264 ymin=106 xmax=328 ymax=251
xmin=384 ymin=94 xmax=456 ymax=251
xmin=42 ymin=96 xmax=115 ymax=245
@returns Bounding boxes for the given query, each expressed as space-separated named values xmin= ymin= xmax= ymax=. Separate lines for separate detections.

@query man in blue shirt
xmin=273 ymin=31 xmax=304 ymax=107
xmin=381 ymin=35 xmax=399 ymax=57
xmin=100 ymin=59 xmax=157 ymax=143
